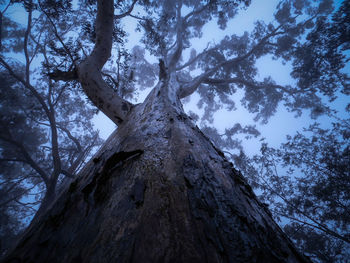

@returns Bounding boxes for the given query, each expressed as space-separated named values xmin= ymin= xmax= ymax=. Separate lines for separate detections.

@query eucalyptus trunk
xmin=2 ymin=79 xmax=309 ymax=263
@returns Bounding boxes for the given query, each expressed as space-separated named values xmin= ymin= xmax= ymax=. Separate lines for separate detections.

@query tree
xmin=1 ymin=0 xmax=348 ymax=262
xmin=228 ymin=2 xmax=350 ymax=261
xmin=246 ymin=118 xmax=350 ymax=262
xmin=0 ymin=0 xmax=102 ymax=254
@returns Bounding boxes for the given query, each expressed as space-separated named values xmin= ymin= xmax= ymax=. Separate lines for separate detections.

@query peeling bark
xmin=2 ymin=81 xmax=310 ymax=263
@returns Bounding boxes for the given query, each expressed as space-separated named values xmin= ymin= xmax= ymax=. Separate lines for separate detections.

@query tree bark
xmin=1 ymin=80 xmax=310 ymax=263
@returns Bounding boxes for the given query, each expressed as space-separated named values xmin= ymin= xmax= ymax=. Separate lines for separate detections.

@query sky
xmin=2 ymin=0 xmax=348 ymax=157
xmin=90 ymin=0 xmax=348 ymax=157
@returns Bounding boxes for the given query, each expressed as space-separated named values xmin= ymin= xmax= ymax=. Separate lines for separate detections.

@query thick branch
xmin=77 ymin=0 xmax=133 ymax=125
xmin=168 ymin=1 xmax=184 ymax=71
xmin=42 ymin=48 xmax=62 ymax=181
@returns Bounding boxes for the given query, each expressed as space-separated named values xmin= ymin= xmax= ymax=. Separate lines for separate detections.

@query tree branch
xmin=177 ymin=25 xmax=285 ymax=98
xmin=38 ymin=0 xmax=76 ymax=65
xmin=203 ymin=77 xmax=297 ymax=98
xmin=0 ymin=132 xmax=49 ymax=186
xmin=48 ymin=69 xmax=78 ymax=81
xmin=60 ymin=169 xmax=75 ymax=178
xmin=176 ymin=46 xmax=215 ymax=71
xmin=24 ymin=0 xmax=33 ymax=84
xmin=168 ymin=1 xmax=184 ymax=71
xmin=56 ymin=124 xmax=82 ymax=152
xmin=0 ymin=57 xmax=52 ymax=121
xmin=254 ymin=164 xmax=350 ymax=245
xmin=183 ymin=2 xmax=210 ymax=22
xmin=276 ymin=211 xmax=350 ymax=244
xmin=41 ymin=48 xmax=62 ymax=182
xmin=0 ymin=0 xmax=12 ymax=51
xmin=115 ymin=0 xmax=138 ymax=19
xmin=77 ymin=0 xmax=133 ymax=125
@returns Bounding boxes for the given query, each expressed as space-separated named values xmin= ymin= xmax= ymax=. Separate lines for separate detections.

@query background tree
xmin=223 ymin=2 xmax=349 ymax=261
xmin=0 ymin=0 xmax=349 ymax=262
xmin=244 ymin=118 xmax=350 ymax=263
xmin=0 ymin=0 xmax=103 ymax=255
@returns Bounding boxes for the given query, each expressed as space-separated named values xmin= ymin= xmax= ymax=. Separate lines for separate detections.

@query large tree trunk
xmin=2 ymin=81 xmax=310 ymax=263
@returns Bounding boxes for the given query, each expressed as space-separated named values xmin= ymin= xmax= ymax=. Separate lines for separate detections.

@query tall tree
xmin=1 ymin=0 xmax=348 ymax=262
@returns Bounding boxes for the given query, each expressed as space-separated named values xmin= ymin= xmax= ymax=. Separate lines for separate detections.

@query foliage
xmin=242 ymin=119 xmax=350 ymax=262
xmin=0 ymin=0 xmax=103 ymax=255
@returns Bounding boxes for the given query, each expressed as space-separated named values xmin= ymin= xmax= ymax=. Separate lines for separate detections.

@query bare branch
xmin=41 ymin=49 xmax=63 ymax=181
xmin=276 ymin=211 xmax=350 ymax=244
xmin=101 ymin=71 xmax=119 ymax=89
xmin=129 ymin=13 xmax=148 ymax=21
xmin=0 ymin=56 xmax=52 ymax=120
xmin=253 ymin=165 xmax=350 ymax=244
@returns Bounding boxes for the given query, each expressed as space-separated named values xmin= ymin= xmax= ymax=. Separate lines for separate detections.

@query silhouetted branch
xmin=115 ymin=0 xmax=138 ymax=19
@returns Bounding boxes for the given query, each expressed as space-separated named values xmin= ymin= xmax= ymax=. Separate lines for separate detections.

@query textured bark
xmin=2 ymin=80 xmax=310 ymax=263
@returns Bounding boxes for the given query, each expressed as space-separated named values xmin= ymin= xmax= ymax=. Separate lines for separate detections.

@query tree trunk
xmin=2 ymin=81 xmax=310 ymax=263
